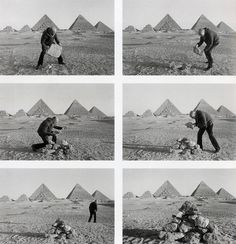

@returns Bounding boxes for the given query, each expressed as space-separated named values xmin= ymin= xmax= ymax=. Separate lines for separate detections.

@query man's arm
xmin=53 ymin=125 xmax=63 ymax=130
xmin=54 ymin=34 xmax=60 ymax=45
xmin=197 ymin=36 xmax=204 ymax=47
xmin=41 ymin=34 xmax=49 ymax=50
xmin=196 ymin=112 xmax=207 ymax=128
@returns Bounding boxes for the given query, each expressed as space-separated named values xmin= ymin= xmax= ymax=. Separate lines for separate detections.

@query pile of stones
xmin=172 ymin=138 xmax=202 ymax=155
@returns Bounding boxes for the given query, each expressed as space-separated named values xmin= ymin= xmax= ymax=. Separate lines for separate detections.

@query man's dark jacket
xmin=41 ymin=27 xmax=60 ymax=51
xmin=89 ymin=201 xmax=97 ymax=212
xmin=37 ymin=117 xmax=62 ymax=137
xmin=197 ymin=28 xmax=219 ymax=52
xmin=194 ymin=110 xmax=213 ymax=129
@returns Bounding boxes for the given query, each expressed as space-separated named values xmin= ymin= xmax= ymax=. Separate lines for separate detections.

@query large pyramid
xmin=191 ymin=181 xmax=216 ymax=198
xmin=217 ymin=21 xmax=235 ymax=33
xmin=2 ymin=26 xmax=15 ymax=32
xmin=66 ymin=184 xmax=93 ymax=201
xmin=32 ymin=15 xmax=59 ymax=31
xmin=191 ymin=15 xmax=218 ymax=32
xmin=15 ymin=109 xmax=27 ymax=118
xmin=153 ymin=180 xmax=181 ymax=198
xmin=142 ymin=109 xmax=154 ymax=118
xmin=124 ymin=111 xmax=137 ymax=117
xmin=92 ymin=190 xmax=111 ymax=202
xmin=16 ymin=194 xmax=29 ymax=202
xmin=154 ymin=14 xmax=181 ymax=32
xmin=28 ymin=99 xmax=54 ymax=116
xmin=123 ymin=192 xmax=135 ymax=199
xmin=217 ymin=105 xmax=235 ymax=117
xmin=154 ymin=99 xmax=181 ymax=116
xmin=124 ymin=25 xmax=136 ymax=33
xmin=141 ymin=24 xmax=155 ymax=33
xmin=141 ymin=190 xmax=153 ymax=199
xmin=29 ymin=184 xmax=57 ymax=201
xmin=0 ymin=195 xmax=11 ymax=202
xmin=193 ymin=99 xmax=217 ymax=115
xmin=216 ymin=188 xmax=235 ymax=200
xmin=89 ymin=106 xmax=107 ymax=118
xmin=95 ymin=21 xmax=113 ymax=33
xmin=19 ymin=25 xmax=32 ymax=33
xmin=69 ymin=15 xmax=95 ymax=31
xmin=64 ymin=99 xmax=88 ymax=117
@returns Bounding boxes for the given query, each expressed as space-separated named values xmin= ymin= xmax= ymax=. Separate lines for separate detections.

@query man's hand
xmin=54 ymin=130 xmax=60 ymax=134
xmin=185 ymin=122 xmax=195 ymax=129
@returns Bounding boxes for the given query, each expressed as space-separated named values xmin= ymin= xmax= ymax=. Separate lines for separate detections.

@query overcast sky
xmin=123 ymin=0 xmax=236 ymax=30
xmin=0 ymin=0 xmax=114 ymax=30
xmin=0 ymin=169 xmax=114 ymax=200
xmin=124 ymin=169 xmax=236 ymax=197
xmin=123 ymin=84 xmax=236 ymax=114
xmin=0 ymin=84 xmax=114 ymax=116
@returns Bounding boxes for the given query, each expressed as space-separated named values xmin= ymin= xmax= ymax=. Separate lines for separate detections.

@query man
xmin=88 ymin=200 xmax=97 ymax=223
xmin=36 ymin=27 xmax=65 ymax=70
xmin=195 ymin=28 xmax=219 ymax=71
xmin=32 ymin=116 xmax=63 ymax=151
xmin=190 ymin=110 xmax=220 ymax=153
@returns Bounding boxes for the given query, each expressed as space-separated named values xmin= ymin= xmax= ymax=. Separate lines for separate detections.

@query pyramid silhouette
xmin=67 ymin=184 xmax=93 ymax=201
xmin=193 ymin=99 xmax=217 ymax=115
xmin=123 ymin=192 xmax=135 ymax=199
xmin=124 ymin=25 xmax=136 ymax=32
xmin=142 ymin=109 xmax=154 ymax=117
xmin=153 ymin=180 xmax=181 ymax=198
xmin=15 ymin=109 xmax=27 ymax=117
xmin=217 ymin=21 xmax=235 ymax=33
xmin=0 ymin=195 xmax=10 ymax=202
xmin=142 ymin=24 xmax=155 ymax=33
xmin=92 ymin=190 xmax=111 ymax=202
xmin=16 ymin=194 xmax=29 ymax=202
xmin=19 ymin=25 xmax=31 ymax=32
xmin=69 ymin=15 xmax=95 ymax=31
xmin=124 ymin=111 xmax=136 ymax=117
xmin=95 ymin=21 xmax=113 ymax=33
xmin=2 ymin=26 xmax=15 ymax=32
xmin=191 ymin=181 xmax=216 ymax=198
xmin=191 ymin=15 xmax=218 ymax=32
xmin=217 ymin=105 xmax=235 ymax=117
xmin=64 ymin=99 xmax=88 ymax=117
xmin=0 ymin=110 xmax=8 ymax=117
xmin=216 ymin=188 xmax=235 ymax=200
xmin=141 ymin=190 xmax=153 ymax=199
xmin=89 ymin=106 xmax=107 ymax=118
xmin=28 ymin=99 xmax=54 ymax=116
xmin=32 ymin=15 xmax=59 ymax=31
xmin=154 ymin=99 xmax=181 ymax=116
xmin=154 ymin=14 xmax=181 ymax=31
xmin=29 ymin=184 xmax=57 ymax=201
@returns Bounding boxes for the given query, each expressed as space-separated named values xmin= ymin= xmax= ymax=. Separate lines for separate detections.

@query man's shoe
xmin=59 ymin=62 xmax=66 ymax=65
xmin=215 ymin=148 xmax=220 ymax=153
xmin=31 ymin=145 xmax=37 ymax=152
xmin=35 ymin=65 xmax=42 ymax=70
xmin=204 ymin=65 xmax=212 ymax=71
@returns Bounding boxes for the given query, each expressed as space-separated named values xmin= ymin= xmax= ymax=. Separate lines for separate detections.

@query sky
xmin=0 ymin=84 xmax=114 ymax=116
xmin=0 ymin=169 xmax=114 ymax=200
xmin=123 ymin=169 xmax=236 ymax=197
xmin=0 ymin=0 xmax=114 ymax=30
xmin=123 ymin=0 xmax=236 ymax=30
xmin=123 ymin=84 xmax=236 ymax=114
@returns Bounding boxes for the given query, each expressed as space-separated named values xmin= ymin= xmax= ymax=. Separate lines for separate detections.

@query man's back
xmin=37 ymin=117 xmax=53 ymax=135
xmin=201 ymin=28 xmax=219 ymax=46
xmin=195 ymin=110 xmax=213 ymax=128
xmin=89 ymin=201 xmax=97 ymax=212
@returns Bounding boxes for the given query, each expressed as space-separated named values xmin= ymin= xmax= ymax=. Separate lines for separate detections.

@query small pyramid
xmin=69 ymin=15 xmax=95 ymax=31
xmin=191 ymin=14 xmax=218 ymax=32
xmin=95 ymin=21 xmax=113 ymax=33
xmin=217 ymin=21 xmax=235 ymax=33
xmin=2 ymin=26 xmax=15 ymax=32
xmin=141 ymin=191 xmax=153 ymax=199
xmin=16 ymin=194 xmax=29 ymax=202
xmin=64 ymin=99 xmax=88 ymax=117
xmin=142 ymin=109 xmax=154 ymax=118
xmin=124 ymin=25 xmax=136 ymax=33
xmin=123 ymin=192 xmax=135 ymax=199
xmin=67 ymin=184 xmax=93 ymax=201
xmin=89 ymin=106 xmax=107 ymax=118
xmin=0 ymin=195 xmax=11 ymax=202
xmin=193 ymin=99 xmax=218 ymax=115
xmin=0 ymin=110 xmax=8 ymax=117
xmin=124 ymin=111 xmax=137 ymax=117
xmin=216 ymin=188 xmax=235 ymax=200
xmin=28 ymin=99 xmax=54 ymax=116
xmin=191 ymin=181 xmax=216 ymax=198
xmin=29 ymin=184 xmax=57 ymax=201
xmin=15 ymin=109 xmax=27 ymax=117
xmin=32 ymin=15 xmax=59 ymax=31
xmin=217 ymin=105 xmax=235 ymax=117
xmin=154 ymin=99 xmax=181 ymax=116
xmin=154 ymin=14 xmax=181 ymax=32
xmin=153 ymin=180 xmax=181 ymax=198
xmin=141 ymin=24 xmax=155 ymax=33
xmin=92 ymin=190 xmax=111 ymax=202
xmin=19 ymin=25 xmax=32 ymax=33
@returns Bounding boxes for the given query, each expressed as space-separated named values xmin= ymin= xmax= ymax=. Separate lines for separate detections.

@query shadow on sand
xmin=123 ymin=228 xmax=159 ymax=240
xmin=123 ymin=143 xmax=172 ymax=153
xmin=0 ymin=231 xmax=46 ymax=239
xmin=0 ymin=147 xmax=32 ymax=153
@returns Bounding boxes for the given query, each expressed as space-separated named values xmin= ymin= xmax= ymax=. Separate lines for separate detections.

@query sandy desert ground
xmin=0 ymin=116 xmax=114 ymax=160
xmin=0 ymin=200 xmax=114 ymax=244
xmin=123 ymin=198 xmax=236 ymax=244
xmin=0 ymin=31 xmax=114 ymax=75
xmin=123 ymin=31 xmax=236 ymax=75
xmin=123 ymin=116 xmax=236 ymax=160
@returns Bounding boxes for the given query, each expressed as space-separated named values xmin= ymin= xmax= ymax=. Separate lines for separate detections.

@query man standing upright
xmin=195 ymin=28 xmax=219 ymax=71
xmin=88 ymin=200 xmax=98 ymax=223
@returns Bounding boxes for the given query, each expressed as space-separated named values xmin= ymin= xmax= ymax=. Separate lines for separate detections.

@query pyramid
xmin=32 ymin=15 xmax=59 ymax=31
xmin=123 ymin=192 xmax=135 ymax=199
xmin=124 ymin=25 xmax=136 ymax=33
xmin=92 ymin=190 xmax=111 ymax=202
xmin=0 ymin=110 xmax=8 ymax=117
xmin=2 ymin=26 xmax=15 ymax=32
xmin=191 ymin=181 xmax=217 ymax=198
xmin=217 ymin=105 xmax=235 ymax=117
xmin=15 ymin=109 xmax=27 ymax=117
xmin=67 ymin=184 xmax=93 ymax=201
xmin=16 ymin=194 xmax=29 ymax=202
xmin=89 ymin=106 xmax=107 ymax=118
xmin=69 ymin=15 xmax=95 ymax=31
xmin=216 ymin=188 xmax=235 ymax=200
xmin=95 ymin=21 xmax=113 ymax=33
xmin=217 ymin=21 xmax=235 ymax=33
xmin=124 ymin=111 xmax=137 ymax=117
xmin=153 ymin=180 xmax=181 ymax=198
xmin=64 ymin=99 xmax=88 ymax=117
xmin=154 ymin=14 xmax=181 ymax=31
xmin=29 ymin=184 xmax=57 ymax=201
xmin=193 ymin=99 xmax=217 ymax=115
xmin=0 ymin=195 xmax=11 ymax=202
xmin=141 ymin=191 xmax=153 ymax=199
xmin=142 ymin=109 xmax=154 ymax=118
xmin=154 ymin=99 xmax=181 ymax=116
xmin=191 ymin=15 xmax=218 ymax=32
xmin=141 ymin=24 xmax=155 ymax=33
xmin=27 ymin=99 xmax=54 ymax=116
xmin=19 ymin=25 xmax=32 ymax=33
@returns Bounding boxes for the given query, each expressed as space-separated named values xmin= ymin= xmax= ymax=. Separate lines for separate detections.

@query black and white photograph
xmin=123 ymin=83 xmax=236 ymax=160
xmin=0 ymin=0 xmax=114 ymax=75
xmin=0 ymin=83 xmax=114 ymax=160
xmin=123 ymin=0 xmax=236 ymax=75
xmin=123 ymin=169 xmax=236 ymax=244
xmin=0 ymin=168 xmax=114 ymax=244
